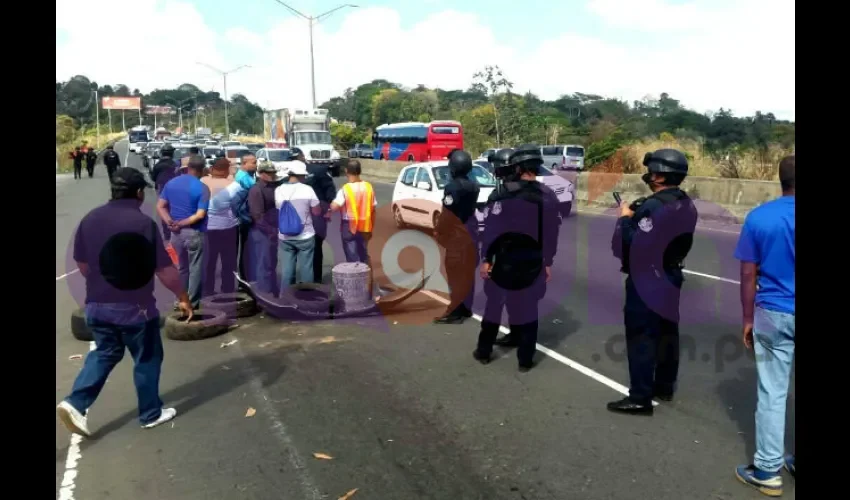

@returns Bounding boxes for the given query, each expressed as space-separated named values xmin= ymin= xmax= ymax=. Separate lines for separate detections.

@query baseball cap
xmin=257 ymin=161 xmax=277 ymax=174
xmin=286 ymin=160 xmax=308 ymax=176
xmin=111 ymin=167 xmax=152 ymax=190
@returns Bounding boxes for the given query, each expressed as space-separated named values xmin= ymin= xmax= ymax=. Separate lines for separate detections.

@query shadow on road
xmin=79 ymin=349 xmax=289 ymax=444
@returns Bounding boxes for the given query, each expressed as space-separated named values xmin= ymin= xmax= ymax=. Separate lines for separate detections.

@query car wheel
xmin=393 ymin=205 xmax=406 ymax=228
xmin=407 ymin=154 xmax=415 ymax=162
xmin=379 ymin=154 xmax=385 ymax=160
xmin=561 ymin=202 xmax=572 ymax=218
xmin=552 ymin=163 xmax=558 ymax=170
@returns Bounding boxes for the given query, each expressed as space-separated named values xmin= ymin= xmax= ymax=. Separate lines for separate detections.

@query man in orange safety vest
xmin=328 ymin=159 xmax=376 ymax=265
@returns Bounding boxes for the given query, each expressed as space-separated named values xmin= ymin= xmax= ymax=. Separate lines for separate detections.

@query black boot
xmin=472 ymin=349 xmax=491 ymax=364
xmin=434 ymin=313 xmax=466 ymax=324
xmin=606 ymin=397 xmax=653 ymax=415
xmin=495 ymin=334 xmax=519 ymax=347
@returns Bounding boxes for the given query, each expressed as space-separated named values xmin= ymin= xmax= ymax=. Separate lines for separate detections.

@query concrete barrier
xmin=357 ymin=158 xmax=781 ymax=224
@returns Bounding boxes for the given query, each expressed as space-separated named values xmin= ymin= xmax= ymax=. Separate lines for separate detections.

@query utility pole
xmin=197 ymin=62 xmax=250 ymax=138
xmin=272 ymin=1 xmax=359 ymax=108
xmin=92 ymin=90 xmax=100 ymax=149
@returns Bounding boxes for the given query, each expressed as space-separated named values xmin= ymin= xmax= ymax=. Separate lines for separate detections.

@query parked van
xmin=541 ymin=144 xmax=585 ymax=171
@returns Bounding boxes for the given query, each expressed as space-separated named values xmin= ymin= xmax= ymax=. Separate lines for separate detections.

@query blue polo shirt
xmin=235 ymin=169 xmax=255 ymax=189
xmin=734 ymin=195 xmax=795 ymax=315
xmin=160 ymin=174 xmax=211 ymax=231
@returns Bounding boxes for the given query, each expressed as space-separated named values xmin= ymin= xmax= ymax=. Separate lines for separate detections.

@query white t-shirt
xmin=274 ymin=182 xmax=320 ymax=241
xmin=333 ymin=181 xmax=378 ymax=220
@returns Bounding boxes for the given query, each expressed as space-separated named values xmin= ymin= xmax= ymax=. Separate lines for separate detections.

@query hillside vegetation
xmin=57 ymin=67 xmax=794 ymax=180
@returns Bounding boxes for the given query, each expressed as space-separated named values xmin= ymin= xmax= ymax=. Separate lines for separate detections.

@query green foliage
xmin=585 ymin=127 xmax=629 ymax=168
xmin=330 ymin=122 xmax=369 ymax=151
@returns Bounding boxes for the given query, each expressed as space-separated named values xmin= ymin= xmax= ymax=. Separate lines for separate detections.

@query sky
xmin=56 ymin=0 xmax=795 ymax=120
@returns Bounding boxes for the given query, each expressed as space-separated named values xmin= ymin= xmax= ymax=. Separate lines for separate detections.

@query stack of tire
xmin=70 ymin=292 xmax=258 ymax=343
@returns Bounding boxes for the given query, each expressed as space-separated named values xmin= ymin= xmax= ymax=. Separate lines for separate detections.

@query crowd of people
xmin=57 ymin=141 xmax=794 ymax=497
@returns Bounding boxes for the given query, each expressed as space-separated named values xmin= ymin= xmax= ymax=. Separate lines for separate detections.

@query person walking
xmin=70 ymin=146 xmax=84 ymax=180
xmin=57 ymin=168 xmax=193 ymax=437
xmin=247 ymin=162 xmax=285 ymax=295
xmin=274 ymin=160 xmax=321 ymax=288
xmin=102 ymin=144 xmax=121 ymax=180
xmin=85 ymin=146 xmax=98 ymax=178
xmin=328 ymin=159 xmax=376 ymax=264
xmin=156 ymin=155 xmax=210 ymax=309
xmin=200 ymin=158 xmax=241 ymax=296
xmin=734 ymin=156 xmax=796 ymax=497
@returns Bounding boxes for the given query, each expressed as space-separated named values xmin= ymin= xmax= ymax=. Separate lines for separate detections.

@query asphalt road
xmin=56 ymin=140 xmax=795 ymax=500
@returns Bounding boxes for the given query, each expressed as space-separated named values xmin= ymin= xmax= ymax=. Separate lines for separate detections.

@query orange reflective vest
xmin=343 ymin=181 xmax=375 ymax=234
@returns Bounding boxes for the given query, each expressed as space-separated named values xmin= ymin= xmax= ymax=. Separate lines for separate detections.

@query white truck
xmin=273 ymin=108 xmax=341 ymax=176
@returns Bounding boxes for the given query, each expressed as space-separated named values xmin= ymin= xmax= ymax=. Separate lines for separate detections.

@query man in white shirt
xmin=274 ymin=160 xmax=321 ymax=287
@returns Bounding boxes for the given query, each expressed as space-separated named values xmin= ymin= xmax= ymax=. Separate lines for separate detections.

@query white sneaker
xmin=57 ymin=401 xmax=91 ymax=437
xmin=142 ymin=407 xmax=177 ymax=429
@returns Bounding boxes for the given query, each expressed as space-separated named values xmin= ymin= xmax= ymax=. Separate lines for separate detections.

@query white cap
xmin=286 ymin=160 xmax=308 ymax=176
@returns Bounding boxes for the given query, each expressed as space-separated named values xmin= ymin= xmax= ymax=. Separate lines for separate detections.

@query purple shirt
xmin=73 ymin=199 xmax=173 ymax=317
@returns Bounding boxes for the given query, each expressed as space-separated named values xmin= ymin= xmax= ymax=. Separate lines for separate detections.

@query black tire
xmin=379 ymin=154 xmax=385 ymax=160
xmin=164 ymin=309 xmax=229 ymax=341
xmin=393 ymin=205 xmax=406 ymax=228
xmin=561 ymin=202 xmax=572 ymax=218
xmin=199 ymin=292 xmax=257 ymax=319
xmin=71 ymin=308 xmax=93 ymax=342
xmin=407 ymin=154 xmax=414 ymax=162
xmin=278 ymin=283 xmax=334 ymax=314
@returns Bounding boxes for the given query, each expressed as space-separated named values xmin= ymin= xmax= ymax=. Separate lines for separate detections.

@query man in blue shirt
xmin=733 ymin=155 xmax=795 ymax=496
xmin=156 ymin=155 xmax=211 ymax=308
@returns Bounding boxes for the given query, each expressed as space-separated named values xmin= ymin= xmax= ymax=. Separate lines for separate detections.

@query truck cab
xmin=284 ymin=108 xmax=341 ymax=176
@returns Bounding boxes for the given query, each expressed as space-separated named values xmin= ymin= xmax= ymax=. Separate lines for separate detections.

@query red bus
xmin=373 ymin=121 xmax=463 ymax=162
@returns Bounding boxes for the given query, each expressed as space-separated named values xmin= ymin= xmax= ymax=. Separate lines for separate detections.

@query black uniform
xmin=103 ymin=148 xmax=121 ymax=180
xmin=434 ymin=150 xmax=480 ymax=324
xmin=474 ymin=145 xmax=560 ymax=370
xmin=71 ymin=149 xmax=84 ymax=179
xmin=151 ymin=150 xmax=179 ymax=242
xmin=607 ymin=148 xmax=697 ymax=415
xmin=85 ymin=149 xmax=98 ymax=178
xmin=304 ymin=161 xmax=336 ymax=284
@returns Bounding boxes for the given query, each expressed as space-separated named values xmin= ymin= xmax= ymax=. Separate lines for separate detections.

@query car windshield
xmin=268 ymin=150 xmax=291 ymax=161
xmin=226 ymin=149 xmax=251 ymax=159
xmin=566 ymin=147 xmax=584 ymax=157
xmin=295 ymin=131 xmax=332 ymax=145
xmin=432 ymin=165 xmax=496 ymax=189
xmin=174 ymin=148 xmax=191 ymax=158
xmin=203 ymin=148 xmax=220 ymax=156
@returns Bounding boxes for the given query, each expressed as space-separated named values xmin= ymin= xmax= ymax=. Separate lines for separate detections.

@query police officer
xmin=474 ymin=145 xmax=561 ymax=371
xmin=150 ymin=144 xmax=180 ymax=242
xmin=607 ymin=148 xmax=698 ymax=415
xmin=71 ymin=146 xmax=84 ymax=179
xmin=102 ymin=145 xmax=121 ymax=180
xmin=433 ymin=150 xmax=480 ymax=324
xmin=85 ymin=146 xmax=98 ymax=178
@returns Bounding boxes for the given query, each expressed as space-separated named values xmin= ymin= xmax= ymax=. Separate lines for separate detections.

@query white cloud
xmin=56 ymin=0 xmax=795 ymax=120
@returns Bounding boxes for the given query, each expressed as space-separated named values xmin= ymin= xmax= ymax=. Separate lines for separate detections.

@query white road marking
xmin=683 ymin=269 xmax=740 ymax=285
xmin=58 ymin=340 xmax=96 ymax=500
xmin=421 ymin=290 xmax=659 ymax=406
xmin=231 ymin=339 xmax=322 ymax=499
xmin=56 ymin=269 xmax=79 ymax=281
xmin=121 ymin=140 xmax=130 ymax=166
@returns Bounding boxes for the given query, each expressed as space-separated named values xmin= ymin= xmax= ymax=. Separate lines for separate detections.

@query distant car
xmin=473 ymin=159 xmax=493 ymax=174
xmin=541 ymin=144 xmax=585 ymax=171
xmin=222 ymin=141 xmax=242 ymax=148
xmin=536 ymin=165 xmax=576 ymax=216
xmin=348 ymin=143 xmax=373 ymax=159
xmin=204 ymin=140 xmax=219 ymax=147
xmin=224 ymin=146 xmax=252 ymax=167
xmin=255 ymin=148 xmax=292 ymax=176
xmin=391 ymin=161 xmax=495 ymax=233
xmin=245 ymin=142 xmax=264 ymax=153
xmin=142 ymin=141 xmax=164 ymax=169
xmin=478 ymin=148 xmax=496 ymax=161
xmin=202 ymin=147 xmax=223 ymax=168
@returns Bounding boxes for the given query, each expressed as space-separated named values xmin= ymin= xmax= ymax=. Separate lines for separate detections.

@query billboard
xmin=145 ymin=105 xmax=175 ymax=115
xmin=102 ymin=96 xmax=141 ymax=110
xmin=263 ymin=109 xmax=287 ymax=142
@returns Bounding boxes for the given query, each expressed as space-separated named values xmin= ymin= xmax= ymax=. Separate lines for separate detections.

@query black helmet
xmin=643 ymin=148 xmax=688 ymax=175
xmin=507 ymin=144 xmax=543 ymax=171
xmin=488 ymin=148 xmax=514 ymax=169
xmin=160 ymin=144 xmax=175 ymax=157
xmin=447 ymin=149 xmax=473 ymax=176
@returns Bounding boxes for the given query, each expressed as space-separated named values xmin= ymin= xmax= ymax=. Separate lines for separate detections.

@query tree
xmin=471 ymin=65 xmax=513 ymax=147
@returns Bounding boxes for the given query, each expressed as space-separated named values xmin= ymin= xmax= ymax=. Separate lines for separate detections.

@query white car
xmin=536 ymin=166 xmax=576 ymax=216
xmin=391 ymin=161 xmax=495 ymax=231
xmin=255 ymin=148 xmax=292 ymax=177
xmin=222 ymin=141 xmax=242 ymax=148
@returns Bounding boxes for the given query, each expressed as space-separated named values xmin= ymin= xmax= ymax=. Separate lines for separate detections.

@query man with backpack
xmin=274 ymin=160 xmax=322 ymax=288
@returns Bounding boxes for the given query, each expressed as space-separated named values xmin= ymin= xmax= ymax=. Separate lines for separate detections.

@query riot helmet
xmin=489 ymin=148 xmax=515 ymax=178
xmin=160 ymin=144 xmax=175 ymax=158
xmin=642 ymin=148 xmax=688 ymax=185
xmin=507 ymin=144 xmax=543 ymax=175
xmin=447 ymin=149 xmax=473 ymax=177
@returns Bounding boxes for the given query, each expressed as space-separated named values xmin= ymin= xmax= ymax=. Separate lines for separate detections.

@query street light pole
xmin=197 ymin=62 xmax=250 ymax=138
xmin=272 ymin=1 xmax=359 ymax=108
xmin=92 ymin=90 xmax=100 ymax=149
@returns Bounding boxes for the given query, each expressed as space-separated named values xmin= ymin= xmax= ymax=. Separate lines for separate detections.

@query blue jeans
xmin=278 ymin=237 xmax=316 ymax=288
xmin=248 ymin=228 xmax=279 ymax=296
xmin=340 ymin=223 xmax=371 ymax=263
xmin=170 ymin=228 xmax=205 ymax=308
xmin=65 ymin=307 xmax=165 ymax=425
xmin=753 ymin=306 xmax=795 ymax=472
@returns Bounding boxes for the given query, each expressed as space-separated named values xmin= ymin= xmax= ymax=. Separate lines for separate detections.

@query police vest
xmin=488 ymin=182 xmax=545 ymax=291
